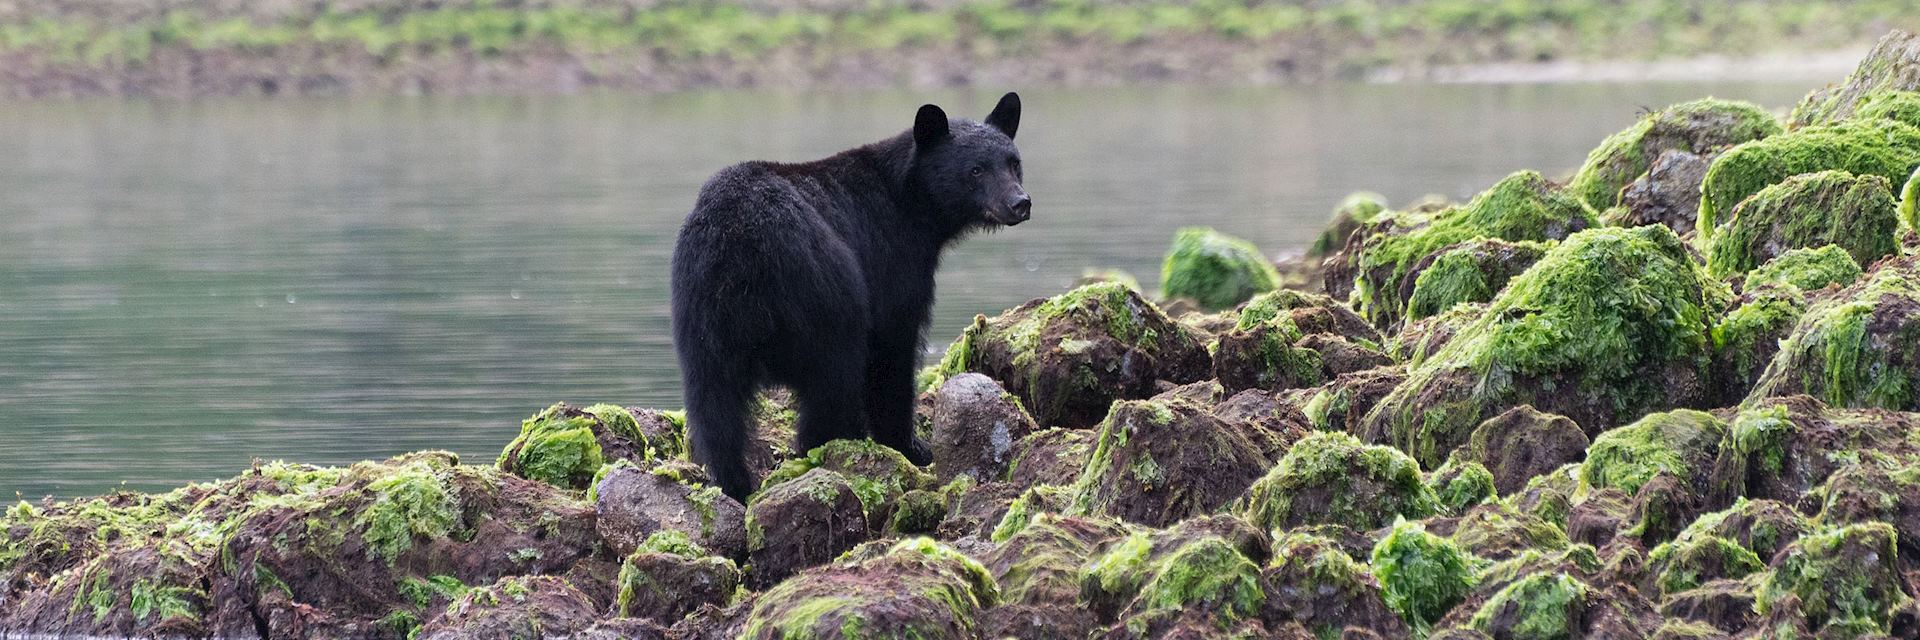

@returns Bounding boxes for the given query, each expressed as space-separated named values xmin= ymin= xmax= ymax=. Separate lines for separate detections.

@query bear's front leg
xmin=865 ymin=327 xmax=930 ymax=465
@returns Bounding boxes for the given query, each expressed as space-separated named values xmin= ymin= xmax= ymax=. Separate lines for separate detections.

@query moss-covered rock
xmin=1570 ymin=98 xmax=1782 ymax=210
xmin=1067 ymin=397 xmax=1271 ymax=528
xmin=758 ymin=438 xmax=933 ymax=524
xmin=1746 ymin=245 xmax=1865 ymax=292
xmin=1466 ymin=572 xmax=1590 ymax=640
xmin=1756 ymin=522 xmax=1912 ymax=634
xmin=743 ymin=468 xmax=869 ymax=589
xmin=1209 ymin=307 xmax=1325 ymax=393
xmin=497 ymin=403 xmax=609 ymax=489
xmin=1332 ymin=170 xmax=1597 ymax=327
xmin=983 ymin=512 xmax=1132 ymax=607
xmin=1260 ymin=531 xmax=1409 ymax=638
xmin=1371 ymin=519 xmax=1479 ymax=631
xmin=1657 ymin=577 xmax=1760 ymax=637
xmin=930 ymin=373 xmax=1039 ymax=484
xmin=414 ymin=575 xmax=601 ymax=640
xmin=1450 ymin=502 xmax=1570 ymax=562
xmin=1242 ymin=431 xmax=1439 ymax=531
xmin=1364 ymin=226 xmax=1729 ymax=469
xmin=1404 ymin=239 xmax=1552 ymax=322
xmin=1578 ymin=409 xmax=1728 ymax=498
xmin=1302 ymin=366 xmax=1407 ymax=438
xmin=1311 ymin=192 xmax=1391 ymax=258
xmin=593 ymin=461 xmax=746 ymax=560
xmin=1644 ymin=534 xmax=1764 ymax=598
xmin=1746 ymin=258 xmax=1920 ymax=410
xmin=1792 ymin=30 xmax=1920 ymax=126
xmin=1708 ymin=395 xmax=1920 ymax=505
xmin=1698 ymin=119 xmax=1920 ymax=239
xmin=1429 ymin=457 xmax=1497 ymax=515
xmin=614 ymin=533 xmax=740 ymax=626
xmin=937 ymin=281 xmax=1212 ymax=428
xmin=886 ymin=489 xmax=949 ymax=536
xmin=735 ymin=538 xmax=999 ymax=639
xmin=1710 ymin=287 xmax=1808 ymax=405
xmin=1463 ymin=406 xmax=1589 ymax=496
xmin=1080 ymin=519 xmax=1269 ymax=628
xmin=1005 ymin=427 xmax=1095 ymax=489
xmin=1160 ymin=227 xmax=1282 ymax=311
xmin=1704 ymin=170 xmax=1900 ymax=277
xmin=1814 ymin=461 xmax=1920 ymax=567
xmin=1616 ymin=150 xmax=1713 ymax=233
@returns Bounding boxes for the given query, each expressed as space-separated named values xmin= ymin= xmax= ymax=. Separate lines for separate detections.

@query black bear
xmin=671 ymin=93 xmax=1031 ymax=501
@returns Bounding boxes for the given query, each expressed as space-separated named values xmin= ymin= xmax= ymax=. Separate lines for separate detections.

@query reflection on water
xmin=0 ymin=82 xmax=1818 ymax=498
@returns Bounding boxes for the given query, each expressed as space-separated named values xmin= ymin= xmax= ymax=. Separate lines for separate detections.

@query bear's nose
xmin=1009 ymin=195 xmax=1031 ymax=222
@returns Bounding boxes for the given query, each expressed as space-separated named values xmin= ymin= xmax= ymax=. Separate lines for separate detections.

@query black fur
xmin=671 ymin=92 xmax=1030 ymax=501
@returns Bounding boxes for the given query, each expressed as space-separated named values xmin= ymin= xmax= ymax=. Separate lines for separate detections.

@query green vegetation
xmin=1578 ymin=409 xmax=1727 ymax=496
xmin=1160 ymin=227 xmax=1280 ymax=310
xmin=1370 ymin=519 xmax=1477 ymax=630
xmin=1748 ymin=263 xmax=1920 ymax=409
xmin=1569 ymin=98 xmax=1781 ymax=209
xmin=1242 ymin=431 xmax=1439 ymax=531
xmin=1745 ymin=245 xmax=1864 ymax=291
xmin=496 ymin=403 xmax=606 ymax=490
xmin=1698 ymin=119 xmax=1920 ymax=240
xmin=1705 ymin=170 xmax=1899 ymax=277
xmin=1469 ymin=572 xmax=1590 ymax=640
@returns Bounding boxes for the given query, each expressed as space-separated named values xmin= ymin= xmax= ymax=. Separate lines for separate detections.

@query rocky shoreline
xmin=13 ymin=27 xmax=1920 ymax=640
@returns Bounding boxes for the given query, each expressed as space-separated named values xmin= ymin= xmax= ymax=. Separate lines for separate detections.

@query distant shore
xmin=0 ymin=0 xmax=1906 ymax=98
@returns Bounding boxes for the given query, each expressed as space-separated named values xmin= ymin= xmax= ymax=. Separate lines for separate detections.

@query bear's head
xmin=909 ymin=92 xmax=1030 ymax=229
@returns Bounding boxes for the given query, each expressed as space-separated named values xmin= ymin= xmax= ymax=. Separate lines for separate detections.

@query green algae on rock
xmin=1078 ymin=516 xmax=1269 ymax=626
xmin=1404 ymin=239 xmax=1552 ymax=322
xmin=1309 ymin=191 xmax=1390 ymax=257
xmin=614 ymin=532 xmax=741 ymax=624
xmin=1241 ymin=430 xmax=1438 ymax=531
xmin=1569 ymin=98 xmax=1781 ymax=210
xmin=1159 ymin=227 xmax=1282 ymax=311
xmin=497 ymin=402 xmax=687 ymax=491
xmin=1755 ymin=522 xmax=1912 ymax=634
xmin=1362 ymin=225 xmax=1729 ymax=469
xmin=1578 ymin=409 xmax=1728 ymax=497
xmin=1463 ymin=405 xmax=1589 ymax=496
xmin=1332 ymin=170 xmax=1597 ymax=327
xmin=758 ymin=438 xmax=933 ymax=521
xmin=1745 ymin=258 xmax=1920 ymax=410
xmin=1744 ymin=245 xmax=1863 ymax=292
xmin=1468 ymin=572 xmax=1590 ymax=640
xmin=1260 ymin=531 xmax=1409 ymax=638
xmin=1065 ymin=396 xmax=1272 ymax=528
xmin=1698 ymin=118 xmax=1920 ymax=241
xmin=733 ymin=538 xmax=998 ymax=639
xmin=1428 ymin=457 xmax=1498 ymax=515
xmin=936 ymin=281 xmax=1211 ymax=428
xmin=414 ymin=575 xmax=602 ymax=640
xmin=743 ymin=468 xmax=870 ymax=589
xmin=1370 ymin=519 xmax=1478 ymax=631
xmin=1704 ymin=170 xmax=1899 ymax=277
xmin=1792 ymin=30 xmax=1920 ymax=127
xmin=1644 ymin=534 xmax=1764 ymax=598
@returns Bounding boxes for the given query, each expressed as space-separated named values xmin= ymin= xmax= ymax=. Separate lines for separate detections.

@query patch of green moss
xmin=356 ymin=459 xmax=461 ymax=564
xmin=1345 ymin=170 xmax=1597 ymax=325
xmin=1569 ymin=98 xmax=1781 ymax=209
xmin=1370 ymin=519 xmax=1478 ymax=630
xmin=638 ymin=529 xmax=707 ymax=558
xmin=398 ymin=575 xmax=467 ymax=609
xmin=1242 ymin=431 xmax=1438 ymax=531
xmin=1429 ymin=457 xmax=1497 ymax=514
xmin=1310 ymin=192 xmax=1390 ymax=256
xmin=1578 ymin=409 xmax=1728 ymax=497
xmin=1851 ymin=90 xmax=1920 ymax=129
xmin=1160 ymin=227 xmax=1281 ymax=310
xmin=1902 ymin=166 xmax=1920 ymax=231
xmin=1133 ymin=536 xmax=1266 ymax=623
xmin=1405 ymin=240 xmax=1550 ymax=321
xmin=992 ymin=485 xmax=1067 ymax=542
xmin=1706 ymin=170 xmax=1899 ymax=277
xmin=1645 ymin=534 xmax=1764 ymax=596
xmin=497 ymin=404 xmax=606 ymax=489
xmin=1713 ymin=287 xmax=1807 ymax=392
xmin=1756 ymin=522 xmax=1912 ymax=632
xmin=1699 ymin=118 xmax=1920 ymax=240
xmin=1468 ymin=572 xmax=1589 ymax=640
xmin=1747 ymin=245 xmax=1865 ymax=292
xmin=888 ymin=489 xmax=947 ymax=535
xmin=759 ymin=439 xmax=931 ymax=518
xmin=1748 ymin=265 xmax=1920 ymax=409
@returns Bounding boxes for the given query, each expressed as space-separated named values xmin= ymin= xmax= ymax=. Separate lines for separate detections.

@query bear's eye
xmin=970 ymin=166 xmax=983 ymax=177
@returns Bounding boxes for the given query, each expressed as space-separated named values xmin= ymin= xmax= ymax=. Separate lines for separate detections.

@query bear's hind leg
xmin=866 ymin=327 xmax=930 ymax=465
xmin=788 ymin=335 xmax=871 ymax=454
xmin=682 ymin=353 xmax=759 ymax=502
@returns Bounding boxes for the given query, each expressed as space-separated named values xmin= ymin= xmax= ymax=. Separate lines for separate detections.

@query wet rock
xmin=1302 ymin=365 xmax=1407 ymax=438
xmin=743 ymin=391 xmax=802 ymax=479
xmin=1814 ymin=462 xmax=1920 ymax=569
xmin=1365 ymin=226 xmax=1728 ymax=469
xmin=1210 ymin=388 xmax=1312 ymax=462
xmin=1214 ymin=290 xmax=1388 ymax=393
xmin=1457 ymin=572 xmax=1657 ymax=640
xmin=1231 ymin=289 xmax=1381 ymax=345
xmin=1570 ymin=98 xmax=1781 ymax=211
xmin=732 ymin=538 xmax=999 ymax=638
xmin=931 ymin=373 xmax=1040 ymax=483
xmin=413 ymin=576 xmax=600 ymax=640
xmin=1081 ymin=518 xmax=1270 ymax=626
xmin=1391 ymin=304 xmax=1482 ymax=365
xmin=1624 ymin=472 xmax=1705 ymax=544
xmin=1243 ymin=431 xmax=1439 ymax=532
xmin=939 ymin=480 xmax=1025 ymax=540
xmin=1672 ymin=498 xmax=1807 ymax=565
xmin=1310 ymin=192 xmax=1391 ymax=258
xmin=1644 ymin=534 xmax=1763 ymax=599
xmin=1464 ymin=405 xmax=1589 ymax=495
xmin=984 ymin=513 xmax=1132 ymax=605
xmin=1262 ymin=531 xmax=1410 ymax=638
xmin=1709 ymin=395 xmax=1920 ymax=505
xmin=1160 ymin=227 xmax=1282 ymax=310
xmin=1756 ymin=522 xmax=1909 ymax=634
xmin=1005 ymin=428 xmax=1095 ymax=489
xmin=1792 ymin=30 xmax=1920 ymax=126
xmin=1451 ymin=502 xmax=1570 ymax=562
xmin=1428 ymin=457 xmax=1497 ymax=515
xmin=1299 ymin=333 xmax=1393 ymax=377
xmin=1067 ymin=397 xmax=1272 ymax=527
xmin=1330 ymin=170 xmax=1597 ymax=327
xmin=1403 ymin=239 xmax=1552 ymax=322
xmin=614 ymin=532 xmax=741 ymax=626
xmin=1510 ymin=464 xmax=1579 ymax=531
xmin=498 ymin=402 xmax=674 ymax=489
xmin=936 ymin=281 xmax=1212 ymax=428
xmin=1709 ymin=286 xmax=1808 ymax=405
xmin=1704 ymin=170 xmax=1900 ymax=277
xmin=1566 ymin=488 xmax=1634 ymax=549
xmin=989 ymin=484 xmax=1075 ymax=542
xmin=1211 ymin=314 xmax=1325 ymax=394
xmin=1615 ymin=150 xmax=1712 ymax=232
xmin=887 ymin=489 xmax=949 ymax=536
xmin=1698 ymin=119 xmax=1920 ymax=239
xmin=1658 ymin=578 xmax=1759 ymax=635
xmin=980 ymin=603 xmax=1100 ymax=639
xmin=758 ymin=438 xmax=934 ymax=526
xmin=1370 ymin=519 xmax=1476 ymax=630
xmin=593 ymin=461 xmax=746 ymax=559
xmin=1746 ymin=258 xmax=1920 ymax=411
xmin=743 ymin=468 xmax=869 ymax=589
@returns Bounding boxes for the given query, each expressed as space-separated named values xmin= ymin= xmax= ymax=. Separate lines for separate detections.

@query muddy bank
xmin=0 ymin=0 xmax=1906 ymax=98
xmin=15 ymin=27 xmax=1920 ymax=640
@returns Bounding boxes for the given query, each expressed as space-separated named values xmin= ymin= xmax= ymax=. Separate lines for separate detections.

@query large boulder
xmin=1704 ymin=170 xmax=1899 ymax=277
xmin=1262 ymin=531 xmax=1410 ymax=638
xmin=1698 ymin=118 xmax=1920 ymax=239
xmin=1242 ymin=431 xmax=1439 ymax=532
xmin=930 ymin=373 xmax=1040 ymax=483
xmin=1212 ymin=289 xmax=1387 ymax=393
xmin=742 ymin=468 xmax=870 ymax=588
xmin=1079 ymin=516 xmax=1270 ymax=625
xmin=1329 ymin=170 xmax=1597 ymax=327
xmin=936 ymin=282 xmax=1211 ymax=428
xmin=729 ymin=538 xmax=1000 ymax=638
xmin=1066 ymin=397 xmax=1272 ymax=527
xmin=1613 ymin=150 xmax=1712 ymax=233
xmin=1159 ymin=227 xmax=1282 ymax=310
xmin=1463 ymin=406 xmax=1589 ymax=495
xmin=1362 ymin=225 xmax=1729 ymax=469
xmin=593 ymin=461 xmax=746 ymax=560
xmin=1578 ymin=409 xmax=1728 ymax=499
xmin=1792 ymin=30 xmax=1920 ymax=126
xmin=1005 ymin=427 xmax=1095 ymax=489
xmin=1569 ymin=98 xmax=1782 ymax=211
xmin=1755 ymin=522 xmax=1912 ymax=635
xmin=1747 ymin=257 xmax=1920 ymax=410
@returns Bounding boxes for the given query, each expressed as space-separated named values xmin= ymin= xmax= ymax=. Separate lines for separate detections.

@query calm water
xmin=0 ymin=82 xmax=1821 ymax=499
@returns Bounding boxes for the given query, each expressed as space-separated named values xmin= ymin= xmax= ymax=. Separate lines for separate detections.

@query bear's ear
xmin=914 ymin=104 xmax=950 ymax=148
xmin=984 ymin=92 xmax=1020 ymax=140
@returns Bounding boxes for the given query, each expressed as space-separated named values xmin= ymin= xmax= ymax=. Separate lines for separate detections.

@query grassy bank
xmin=0 ymin=0 xmax=1914 ymax=97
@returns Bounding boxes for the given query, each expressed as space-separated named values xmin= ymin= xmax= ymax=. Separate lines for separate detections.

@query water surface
xmin=0 ymin=82 xmax=1820 ymax=498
